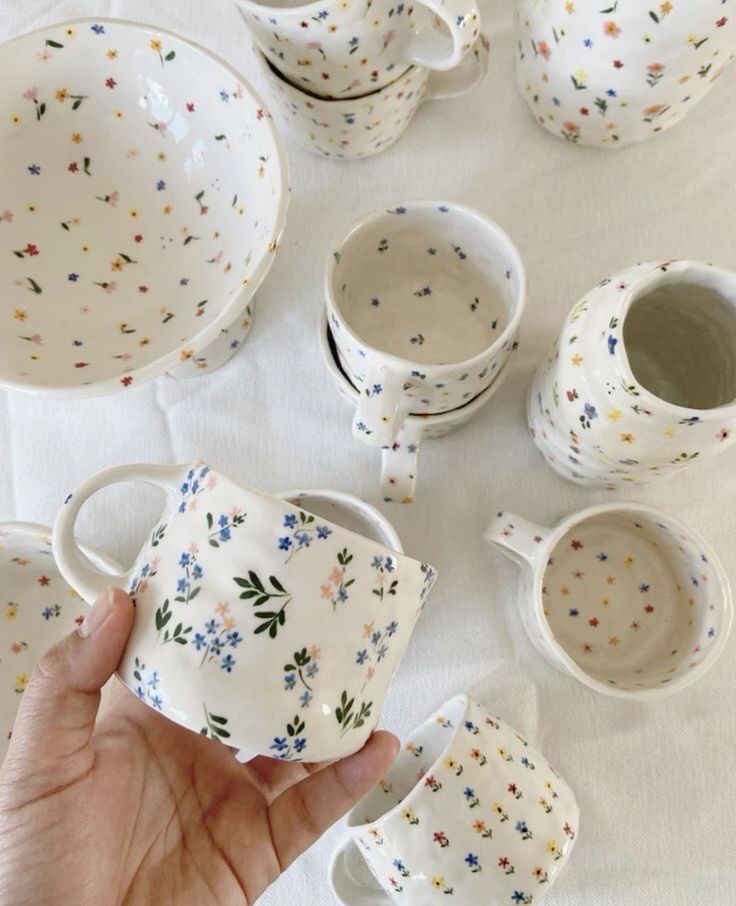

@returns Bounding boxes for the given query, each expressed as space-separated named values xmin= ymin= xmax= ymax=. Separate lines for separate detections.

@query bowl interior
xmin=541 ymin=511 xmax=725 ymax=692
xmin=331 ymin=204 xmax=522 ymax=366
xmin=0 ymin=20 xmax=285 ymax=393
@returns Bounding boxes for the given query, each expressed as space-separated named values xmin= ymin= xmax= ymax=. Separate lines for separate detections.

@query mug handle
xmin=482 ymin=511 xmax=550 ymax=567
xmin=380 ymin=421 xmax=425 ymax=504
xmin=329 ymin=836 xmax=391 ymax=905
xmin=422 ymin=32 xmax=490 ymax=101
xmin=406 ymin=0 xmax=481 ymax=72
xmin=352 ymin=365 xmax=405 ymax=448
xmin=52 ymin=463 xmax=184 ymax=604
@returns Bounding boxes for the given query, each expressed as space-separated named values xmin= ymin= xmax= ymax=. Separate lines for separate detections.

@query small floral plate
xmin=0 ymin=522 xmax=120 ymax=759
xmin=0 ymin=18 xmax=288 ymax=397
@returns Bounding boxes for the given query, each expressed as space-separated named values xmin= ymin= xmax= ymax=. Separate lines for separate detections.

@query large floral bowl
xmin=0 ymin=19 xmax=288 ymax=397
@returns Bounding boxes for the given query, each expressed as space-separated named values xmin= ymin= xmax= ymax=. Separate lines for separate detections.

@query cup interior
xmin=348 ymin=695 xmax=467 ymax=826
xmin=540 ymin=510 xmax=726 ymax=692
xmin=623 ymin=268 xmax=736 ymax=409
xmin=330 ymin=203 xmax=523 ymax=366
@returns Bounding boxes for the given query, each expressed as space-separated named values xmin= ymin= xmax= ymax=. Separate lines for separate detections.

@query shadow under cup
xmin=539 ymin=509 xmax=731 ymax=694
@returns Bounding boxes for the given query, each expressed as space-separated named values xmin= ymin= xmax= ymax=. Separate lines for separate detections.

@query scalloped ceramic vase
xmin=529 ymin=260 xmax=736 ymax=488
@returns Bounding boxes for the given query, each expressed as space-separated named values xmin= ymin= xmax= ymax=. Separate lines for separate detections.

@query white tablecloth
xmin=2 ymin=1 xmax=735 ymax=903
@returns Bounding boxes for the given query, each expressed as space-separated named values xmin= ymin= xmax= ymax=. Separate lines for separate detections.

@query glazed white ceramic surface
xmin=0 ymin=522 xmax=121 ymax=759
xmin=326 ymin=200 xmax=525 ymax=448
xmin=0 ymin=18 xmax=288 ymax=398
xmin=253 ymin=35 xmax=489 ymax=160
xmin=484 ymin=503 xmax=733 ymax=699
xmin=330 ymin=695 xmax=579 ymax=905
xmin=279 ymin=489 xmax=403 ymax=551
xmin=528 ymin=260 xmax=736 ymax=488
xmin=320 ymin=313 xmax=510 ymax=503
xmin=515 ymin=0 xmax=736 ymax=147
xmin=237 ymin=0 xmax=480 ymax=100
xmin=52 ymin=462 xmax=437 ymax=761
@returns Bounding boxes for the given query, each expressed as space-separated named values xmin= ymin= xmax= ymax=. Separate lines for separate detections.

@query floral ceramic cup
xmin=52 ymin=462 xmax=437 ymax=761
xmin=514 ymin=0 xmax=736 ymax=147
xmin=528 ymin=260 xmax=736 ymax=488
xmin=321 ymin=313 xmax=510 ymax=502
xmin=0 ymin=18 xmax=288 ymax=398
xmin=253 ymin=35 xmax=489 ymax=160
xmin=330 ymin=695 xmax=579 ymax=905
xmin=484 ymin=503 xmax=733 ymax=699
xmin=237 ymin=0 xmax=480 ymax=100
xmin=0 ymin=522 xmax=121 ymax=759
xmin=326 ymin=201 xmax=525 ymax=448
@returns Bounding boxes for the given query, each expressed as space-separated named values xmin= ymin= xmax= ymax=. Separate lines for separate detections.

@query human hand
xmin=0 ymin=588 xmax=399 ymax=905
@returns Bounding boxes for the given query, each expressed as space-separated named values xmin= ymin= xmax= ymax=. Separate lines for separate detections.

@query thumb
xmin=3 ymin=587 xmax=135 ymax=787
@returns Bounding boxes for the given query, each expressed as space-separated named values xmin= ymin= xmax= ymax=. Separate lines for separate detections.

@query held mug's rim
xmin=238 ymin=0 xmax=364 ymax=19
xmin=121 ymin=461 xmax=436 ymax=573
xmin=323 ymin=201 xmax=527 ymax=375
xmin=614 ymin=259 xmax=736 ymax=420
xmin=190 ymin=464 xmax=429 ymax=565
xmin=345 ymin=693 xmax=471 ymax=832
xmin=318 ymin=310 xmax=512 ymax=424
xmin=524 ymin=502 xmax=734 ymax=700
xmin=278 ymin=488 xmax=404 ymax=553
xmin=0 ymin=17 xmax=290 ymax=401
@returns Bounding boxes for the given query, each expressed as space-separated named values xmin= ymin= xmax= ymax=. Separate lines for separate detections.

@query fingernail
xmin=78 ymin=587 xmax=115 ymax=638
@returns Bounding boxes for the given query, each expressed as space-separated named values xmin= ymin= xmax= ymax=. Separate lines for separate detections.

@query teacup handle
xmin=483 ymin=511 xmax=551 ymax=567
xmin=407 ymin=0 xmax=481 ymax=72
xmin=330 ymin=836 xmax=391 ymax=905
xmin=53 ymin=463 xmax=184 ymax=604
xmin=380 ymin=421 xmax=425 ymax=504
xmin=422 ymin=32 xmax=490 ymax=101
xmin=353 ymin=365 xmax=405 ymax=448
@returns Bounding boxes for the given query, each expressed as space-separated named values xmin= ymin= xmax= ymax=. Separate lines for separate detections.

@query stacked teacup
xmin=322 ymin=201 xmax=526 ymax=502
xmin=236 ymin=0 xmax=489 ymax=158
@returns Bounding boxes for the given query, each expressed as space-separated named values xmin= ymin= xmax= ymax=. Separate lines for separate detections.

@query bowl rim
xmin=0 ymin=17 xmax=290 ymax=400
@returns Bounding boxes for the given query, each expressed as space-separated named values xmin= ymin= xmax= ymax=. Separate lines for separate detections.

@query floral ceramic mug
xmin=484 ymin=503 xmax=733 ymax=699
xmin=330 ymin=695 xmax=579 ymax=905
xmin=52 ymin=462 xmax=437 ymax=761
xmin=326 ymin=201 xmax=526 ymax=448
xmin=237 ymin=0 xmax=480 ymax=100
xmin=253 ymin=35 xmax=489 ymax=161
xmin=320 ymin=312 xmax=511 ymax=503
xmin=528 ymin=260 xmax=736 ymax=488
